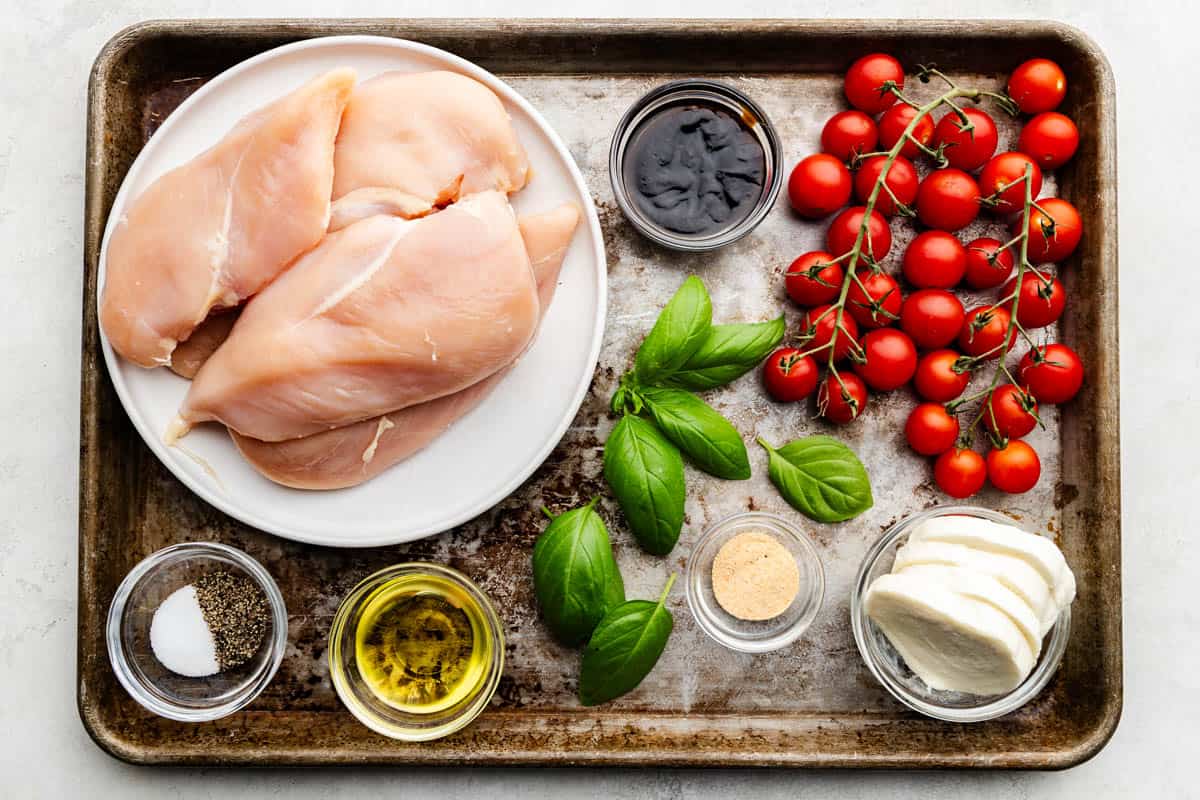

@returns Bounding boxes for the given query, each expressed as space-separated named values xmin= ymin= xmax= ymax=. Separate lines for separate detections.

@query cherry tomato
xmin=1016 ymin=197 xmax=1082 ymax=264
xmin=802 ymin=304 xmax=860 ymax=361
xmin=1019 ymin=343 xmax=1084 ymax=404
xmin=958 ymin=306 xmax=1015 ymax=358
xmin=916 ymin=168 xmax=981 ymax=231
xmin=852 ymin=328 xmax=918 ymax=391
xmin=900 ymin=289 xmax=965 ymax=349
xmin=854 ymin=155 xmax=918 ymax=216
xmin=932 ymin=108 xmax=999 ymax=171
xmin=788 ymin=154 xmax=853 ymax=219
xmin=844 ymin=53 xmax=904 ymax=114
xmin=785 ymin=250 xmax=844 ymax=307
xmin=1018 ymin=112 xmax=1080 ymax=170
xmin=1008 ymin=58 xmax=1067 ymax=114
xmin=846 ymin=270 xmax=902 ymax=329
xmin=985 ymin=384 xmax=1039 ymax=439
xmin=902 ymin=230 xmax=967 ymax=289
xmin=935 ymin=447 xmax=987 ymax=498
xmin=762 ymin=348 xmax=821 ymax=402
xmin=905 ymin=403 xmax=960 ymax=456
xmin=1003 ymin=273 xmax=1065 ymax=328
xmin=817 ymin=372 xmax=869 ymax=424
xmin=977 ymin=152 xmax=1042 ymax=215
xmin=964 ymin=237 xmax=1015 ymax=289
xmin=877 ymin=103 xmax=935 ymax=160
xmin=827 ymin=206 xmax=893 ymax=260
xmin=987 ymin=440 xmax=1041 ymax=493
xmin=821 ymin=110 xmax=879 ymax=162
xmin=914 ymin=349 xmax=972 ymax=402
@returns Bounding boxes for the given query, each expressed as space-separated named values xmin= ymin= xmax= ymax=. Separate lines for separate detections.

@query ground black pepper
xmin=194 ymin=570 xmax=269 ymax=670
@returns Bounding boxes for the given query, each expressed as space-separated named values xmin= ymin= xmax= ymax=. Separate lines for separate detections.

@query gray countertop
xmin=3 ymin=0 xmax=1193 ymax=795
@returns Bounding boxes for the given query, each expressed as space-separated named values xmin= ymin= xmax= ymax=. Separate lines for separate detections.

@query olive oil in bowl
xmin=329 ymin=564 xmax=504 ymax=741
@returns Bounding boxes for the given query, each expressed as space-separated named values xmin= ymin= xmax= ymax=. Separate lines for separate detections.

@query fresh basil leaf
xmin=640 ymin=387 xmax=750 ymax=480
xmin=578 ymin=574 xmax=676 ymax=706
xmin=757 ymin=435 xmax=873 ymax=522
xmin=603 ymin=415 xmax=685 ymax=555
xmin=633 ymin=276 xmax=712 ymax=385
xmin=532 ymin=498 xmax=626 ymax=646
xmin=663 ymin=316 xmax=786 ymax=391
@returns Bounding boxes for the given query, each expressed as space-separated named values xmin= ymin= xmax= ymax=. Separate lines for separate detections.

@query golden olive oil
xmin=354 ymin=574 xmax=492 ymax=714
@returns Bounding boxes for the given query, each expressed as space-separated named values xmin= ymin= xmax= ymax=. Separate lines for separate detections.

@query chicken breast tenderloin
xmin=100 ymin=68 xmax=356 ymax=367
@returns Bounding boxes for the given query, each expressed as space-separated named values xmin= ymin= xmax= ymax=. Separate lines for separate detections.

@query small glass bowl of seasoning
xmin=328 ymin=562 xmax=504 ymax=742
xmin=610 ymin=80 xmax=783 ymax=251
xmin=685 ymin=512 xmax=824 ymax=653
xmin=106 ymin=542 xmax=287 ymax=722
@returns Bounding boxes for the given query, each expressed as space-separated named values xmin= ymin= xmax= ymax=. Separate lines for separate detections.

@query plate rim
xmin=95 ymin=34 xmax=607 ymax=548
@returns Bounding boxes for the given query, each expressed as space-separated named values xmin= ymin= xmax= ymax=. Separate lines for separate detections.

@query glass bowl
xmin=851 ymin=505 xmax=1071 ymax=722
xmin=327 ymin=563 xmax=504 ymax=742
xmin=106 ymin=542 xmax=287 ymax=722
xmin=609 ymin=79 xmax=783 ymax=252
xmin=685 ymin=512 xmax=825 ymax=653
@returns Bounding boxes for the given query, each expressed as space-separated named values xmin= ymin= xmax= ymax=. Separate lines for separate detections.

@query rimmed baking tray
xmin=80 ymin=18 xmax=1120 ymax=768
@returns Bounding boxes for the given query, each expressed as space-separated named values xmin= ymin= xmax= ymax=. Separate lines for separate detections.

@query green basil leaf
xmin=663 ymin=316 xmax=786 ymax=391
xmin=640 ymin=387 xmax=750 ymax=480
xmin=633 ymin=276 xmax=712 ymax=385
xmin=578 ymin=574 xmax=676 ymax=706
xmin=757 ymin=435 xmax=873 ymax=522
xmin=532 ymin=498 xmax=626 ymax=646
xmin=603 ymin=415 xmax=685 ymax=555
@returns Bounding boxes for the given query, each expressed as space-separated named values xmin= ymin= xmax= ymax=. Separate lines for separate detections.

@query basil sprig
xmin=532 ymin=498 xmax=625 ymax=645
xmin=603 ymin=276 xmax=781 ymax=555
xmin=757 ymin=435 xmax=873 ymax=522
xmin=578 ymin=574 xmax=676 ymax=706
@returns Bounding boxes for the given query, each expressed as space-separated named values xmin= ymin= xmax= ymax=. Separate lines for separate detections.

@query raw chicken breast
xmin=174 ymin=191 xmax=540 ymax=442
xmin=333 ymin=71 xmax=529 ymax=204
xmin=168 ymin=312 xmax=239 ymax=379
xmin=230 ymin=203 xmax=580 ymax=489
xmin=100 ymin=68 xmax=356 ymax=367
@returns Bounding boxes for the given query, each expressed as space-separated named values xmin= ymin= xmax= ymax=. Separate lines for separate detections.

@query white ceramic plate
xmin=98 ymin=36 xmax=606 ymax=548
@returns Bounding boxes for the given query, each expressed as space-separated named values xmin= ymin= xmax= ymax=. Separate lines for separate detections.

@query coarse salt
xmin=149 ymin=584 xmax=219 ymax=677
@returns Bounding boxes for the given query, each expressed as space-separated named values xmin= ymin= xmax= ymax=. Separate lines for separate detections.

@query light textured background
xmin=1 ymin=0 xmax=1194 ymax=796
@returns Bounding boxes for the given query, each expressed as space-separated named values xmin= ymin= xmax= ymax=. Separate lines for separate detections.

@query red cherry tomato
xmin=817 ymin=372 xmax=869 ymax=424
xmin=785 ymin=250 xmax=844 ymax=307
xmin=900 ymin=289 xmax=965 ymax=349
xmin=1004 ymin=273 xmax=1065 ymax=328
xmin=827 ymin=206 xmax=893 ymax=260
xmin=914 ymin=349 xmax=972 ymax=402
xmin=1015 ymin=197 xmax=1082 ymax=264
xmin=821 ymin=110 xmax=879 ymax=162
xmin=852 ymin=328 xmax=917 ymax=391
xmin=958 ymin=306 xmax=1015 ymax=359
xmin=905 ymin=403 xmax=960 ymax=455
xmin=788 ymin=154 xmax=853 ymax=219
xmin=985 ymin=384 xmax=1039 ymax=439
xmin=978 ymin=152 xmax=1043 ymax=215
xmin=846 ymin=270 xmax=902 ymax=329
xmin=854 ymin=155 xmax=918 ymax=216
xmin=844 ymin=53 xmax=904 ymax=114
xmin=1018 ymin=112 xmax=1080 ymax=170
xmin=964 ymin=237 xmax=1016 ymax=289
xmin=877 ymin=103 xmax=935 ymax=160
xmin=802 ymin=304 xmax=860 ymax=362
xmin=1019 ymin=343 xmax=1084 ymax=404
xmin=935 ymin=447 xmax=987 ymax=498
xmin=762 ymin=348 xmax=821 ymax=402
xmin=932 ymin=108 xmax=999 ymax=171
xmin=987 ymin=440 xmax=1042 ymax=493
xmin=1008 ymin=58 xmax=1067 ymax=114
xmin=916 ymin=168 xmax=981 ymax=231
xmin=902 ymin=230 xmax=967 ymax=289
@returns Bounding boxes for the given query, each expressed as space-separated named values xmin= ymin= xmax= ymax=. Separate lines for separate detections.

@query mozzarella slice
xmin=893 ymin=540 xmax=1058 ymax=635
xmin=907 ymin=516 xmax=1077 ymax=610
xmin=865 ymin=572 xmax=1036 ymax=696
